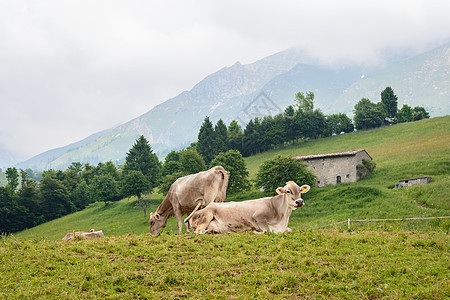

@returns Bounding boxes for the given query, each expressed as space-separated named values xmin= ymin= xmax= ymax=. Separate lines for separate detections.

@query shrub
xmin=357 ymin=159 xmax=376 ymax=179
xmin=255 ymin=156 xmax=316 ymax=193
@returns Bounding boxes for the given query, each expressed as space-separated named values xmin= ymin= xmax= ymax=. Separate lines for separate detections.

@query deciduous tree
xmin=122 ymin=170 xmax=152 ymax=221
xmin=295 ymin=91 xmax=315 ymax=113
xmin=90 ymin=174 xmax=120 ymax=206
xmin=255 ymin=156 xmax=316 ymax=193
xmin=353 ymin=98 xmax=384 ymax=130
xmin=326 ymin=113 xmax=354 ymax=135
xmin=39 ymin=175 xmax=74 ymax=221
xmin=413 ymin=106 xmax=430 ymax=121
xmin=5 ymin=167 xmax=19 ymax=192
xmin=210 ymin=150 xmax=250 ymax=193
xmin=396 ymin=104 xmax=414 ymax=123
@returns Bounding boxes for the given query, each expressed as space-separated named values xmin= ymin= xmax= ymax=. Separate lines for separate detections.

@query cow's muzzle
xmin=294 ymin=199 xmax=304 ymax=207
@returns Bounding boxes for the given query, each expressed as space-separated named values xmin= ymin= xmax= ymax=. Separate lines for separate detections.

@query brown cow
xmin=188 ymin=181 xmax=310 ymax=234
xmin=149 ymin=166 xmax=229 ymax=234
xmin=61 ymin=229 xmax=105 ymax=241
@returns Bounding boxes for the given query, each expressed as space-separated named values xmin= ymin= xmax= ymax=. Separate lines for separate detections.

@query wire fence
xmin=313 ymin=216 xmax=450 ymax=230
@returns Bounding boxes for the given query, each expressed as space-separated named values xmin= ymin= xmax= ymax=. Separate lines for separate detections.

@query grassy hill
xmin=15 ymin=116 xmax=450 ymax=240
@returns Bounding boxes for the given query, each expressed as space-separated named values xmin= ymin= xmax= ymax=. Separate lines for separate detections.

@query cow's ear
xmin=155 ymin=213 xmax=161 ymax=220
xmin=300 ymin=185 xmax=310 ymax=193
xmin=276 ymin=187 xmax=285 ymax=194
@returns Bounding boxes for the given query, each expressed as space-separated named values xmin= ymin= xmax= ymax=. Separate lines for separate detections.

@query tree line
xmin=196 ymin=91 xmax=355 ymax=160
xmin=0 ymin=136 xmax=162 ymax=233
xmin=196 ymin=87 xmax=429 ymax=160
xmin=353 ymin=86 xmax=429 ymax=130
xmin=0 ymin=86 xmax=429 ymax=234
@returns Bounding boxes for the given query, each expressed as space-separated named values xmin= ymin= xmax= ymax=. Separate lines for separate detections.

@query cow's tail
xmin=216 ymin=166 xmax=229 ymax=203
xmin=184 ymin=202 xmax=202 ymax=226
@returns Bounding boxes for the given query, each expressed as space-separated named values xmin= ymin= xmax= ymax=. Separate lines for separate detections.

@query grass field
xmin=2 ymin=230 xmax=448 ymax=299
xmin=4 ymin=116 xmax=450 ymax=298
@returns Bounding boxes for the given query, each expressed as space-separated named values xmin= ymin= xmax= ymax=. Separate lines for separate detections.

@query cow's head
xmin=149 ymin=212 xmax=168 ymax=234
xmin=276 ymin=181 xmax=310 ymax=210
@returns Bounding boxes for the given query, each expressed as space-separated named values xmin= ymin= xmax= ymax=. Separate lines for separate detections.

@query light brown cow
xmin=61 ymin=229 xmax=105 ymax=241
xmin=149 ymin=166 xmax=229 ymax=234
xmin=188 ymin=181 xmax=310 ymax=234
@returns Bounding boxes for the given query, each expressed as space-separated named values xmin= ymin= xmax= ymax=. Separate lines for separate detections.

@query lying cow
xmin=149 ymin=165 xmax=229 ymax=234
xmin=188 ymin=181 xmax=310 ymax=234
xmin=61 ymin=229 xmax=105 ymax=241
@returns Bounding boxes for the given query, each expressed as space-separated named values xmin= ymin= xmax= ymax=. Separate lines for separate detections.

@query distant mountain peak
xmin=14 ymin=43 xmax=450 ymax=171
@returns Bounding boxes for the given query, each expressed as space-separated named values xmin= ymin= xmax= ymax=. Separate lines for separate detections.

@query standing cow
xmin=149 ymin=166 xmax=229 ymax=234
xmin=188 ymin=181 xmax=310 ymax=234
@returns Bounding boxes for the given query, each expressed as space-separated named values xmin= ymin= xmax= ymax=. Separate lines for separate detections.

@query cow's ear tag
xmin=300 ymin=185 xmax=311 ymax=193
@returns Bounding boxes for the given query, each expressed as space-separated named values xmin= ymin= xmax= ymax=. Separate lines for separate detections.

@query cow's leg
xmin=195 ymin=210 xmax=214 ymax=235
xmin=173 ymin=205 xmax=184 ymax=234
xmin=251 ymin=211 xmax=270 ymax=233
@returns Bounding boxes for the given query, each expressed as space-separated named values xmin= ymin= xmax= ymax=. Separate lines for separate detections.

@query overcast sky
xmin=1 ymin=0 xmax=449 ymax=164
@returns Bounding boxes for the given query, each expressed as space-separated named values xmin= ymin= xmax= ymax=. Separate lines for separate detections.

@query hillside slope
xmin=15 ymin=116 xmax=450 ymax=240
xmin=16 ymin=42 xmax=450 ymax=170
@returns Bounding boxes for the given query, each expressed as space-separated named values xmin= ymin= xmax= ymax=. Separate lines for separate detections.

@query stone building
xmin=395 ymin=177 xmax=432 ymax=188
xmin=294 ymin=149 xmax=373 ymax=187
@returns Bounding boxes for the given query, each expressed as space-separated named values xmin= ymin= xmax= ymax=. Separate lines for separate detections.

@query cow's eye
xmin=286 ymin=190 xmax=291 ymax=193
xmin=150 ymin=221 xmax=154 ymax=225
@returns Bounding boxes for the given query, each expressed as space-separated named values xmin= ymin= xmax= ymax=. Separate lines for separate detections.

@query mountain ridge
xmin=15 ymin=42 xmax=450 ymax=171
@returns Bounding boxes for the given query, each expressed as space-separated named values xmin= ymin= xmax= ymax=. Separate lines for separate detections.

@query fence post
xmin=348 ymin=218 xmax=351 ymax=230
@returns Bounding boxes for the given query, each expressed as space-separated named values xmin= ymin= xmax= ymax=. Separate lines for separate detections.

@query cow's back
xmin=171 ymin=166 xmax=228 ymax=211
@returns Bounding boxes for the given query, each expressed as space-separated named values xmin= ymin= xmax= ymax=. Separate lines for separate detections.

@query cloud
xmin=0 ymin=0 xmax=449 ymax=163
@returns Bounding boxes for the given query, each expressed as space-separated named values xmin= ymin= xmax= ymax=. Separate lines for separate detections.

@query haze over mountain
xmin=14 ymin=42 xmax=450 ymax=171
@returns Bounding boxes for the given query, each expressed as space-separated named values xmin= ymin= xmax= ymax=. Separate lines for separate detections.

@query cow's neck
xmin=269 ymin=194 xmax=292 ymax=218
xmin=156 ymin=193 xmax=175 ymax=218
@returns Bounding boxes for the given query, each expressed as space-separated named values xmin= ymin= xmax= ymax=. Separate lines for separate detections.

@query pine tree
xmin=214 ymin=119 xmax=228 ymax=154
xmin=381 ymin=86 xmax=398 ymax=120
xmin=123 ymin=135 xmax=161 ymax=189
xmin=197 ymin=116 xmax=216 ymax=165
xmin=227 ymin=120 xmax=244 ymax=152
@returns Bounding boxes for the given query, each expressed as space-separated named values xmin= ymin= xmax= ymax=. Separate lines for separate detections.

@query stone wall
xmin=396 ymin=177 xmax=432 ymax=188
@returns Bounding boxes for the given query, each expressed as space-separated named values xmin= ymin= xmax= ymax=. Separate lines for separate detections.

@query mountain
xmin=15 ymin=128 xmax=113 ymax=171
xmin=16 ymin=43 xmax=450 ymax=170
xmin=332 ymin=43 xmax=450 ymax=116
xmin=0 ymin=147 xmax=22 ymax=171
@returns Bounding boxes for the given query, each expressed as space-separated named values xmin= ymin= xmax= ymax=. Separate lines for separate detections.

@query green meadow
xmin=1 ymin=230 xmax=448 ymax=299
xmin=3 ymin=116 xmax=449 ymax=299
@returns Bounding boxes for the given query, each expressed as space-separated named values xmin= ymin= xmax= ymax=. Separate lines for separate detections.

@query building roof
xmin=294 ymin=149 xmax=372 ymax=161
